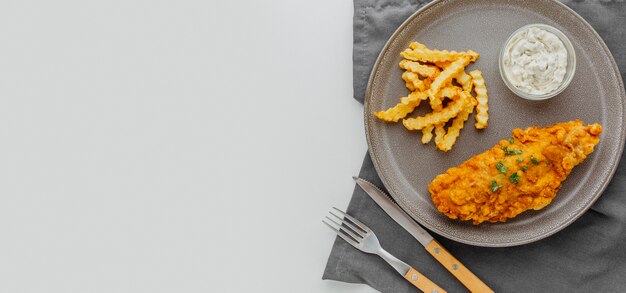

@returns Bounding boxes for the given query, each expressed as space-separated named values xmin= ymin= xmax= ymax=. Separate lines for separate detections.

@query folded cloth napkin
xmin=323 ymin=0 xmax=626 ymax=292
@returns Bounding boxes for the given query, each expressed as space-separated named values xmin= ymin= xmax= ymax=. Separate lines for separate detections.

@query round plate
xmin=364 ymin=0 xmax=625 ymax=247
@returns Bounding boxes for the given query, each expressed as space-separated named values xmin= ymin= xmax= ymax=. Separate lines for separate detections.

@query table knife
xmin=354 ymin=177 xmax=494 ymax=293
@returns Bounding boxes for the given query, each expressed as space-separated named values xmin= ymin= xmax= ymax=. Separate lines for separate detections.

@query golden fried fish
xmin=429 ymin=120 xmax=602 ymax=224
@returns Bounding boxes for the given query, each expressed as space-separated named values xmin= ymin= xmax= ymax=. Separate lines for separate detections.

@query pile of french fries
xmin=374 ymin=41 xmax=489 ymax=152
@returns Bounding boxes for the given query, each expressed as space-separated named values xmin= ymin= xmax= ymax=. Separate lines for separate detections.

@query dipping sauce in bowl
xmin=499 ymin=24 xmax=576 ymax=100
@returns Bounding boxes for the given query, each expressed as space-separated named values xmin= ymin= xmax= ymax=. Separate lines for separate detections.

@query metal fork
xmin=324 ymin=207 xmax=446 ymax=293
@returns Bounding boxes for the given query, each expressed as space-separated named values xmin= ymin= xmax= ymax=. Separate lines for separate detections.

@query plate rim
xmin=363 ymin=0 xmax=626 ymax=247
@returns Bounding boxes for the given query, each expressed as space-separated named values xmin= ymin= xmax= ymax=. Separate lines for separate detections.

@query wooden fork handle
xmin=425 ymin=240 xmax=494 ymax=293
xmin=404 ymin=267 xmax=447 ymax=293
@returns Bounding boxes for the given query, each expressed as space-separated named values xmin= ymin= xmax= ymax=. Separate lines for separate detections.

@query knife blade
xmin=354 ymin=176 xmax=494 ymax=293
xmin=353 ymin=176 xmax=434 ymax=246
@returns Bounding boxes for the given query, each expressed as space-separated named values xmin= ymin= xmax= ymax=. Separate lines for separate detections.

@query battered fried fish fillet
xmin=429 ymin=120 xmax=602 ymax=224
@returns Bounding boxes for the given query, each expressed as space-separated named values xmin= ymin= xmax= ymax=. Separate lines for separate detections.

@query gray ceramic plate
xmin=365 ymin=0 xmax=625 ymax=247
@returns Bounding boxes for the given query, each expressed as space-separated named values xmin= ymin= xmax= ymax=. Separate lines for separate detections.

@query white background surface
xmin=0 ymin=0 xmax=376 ymax=292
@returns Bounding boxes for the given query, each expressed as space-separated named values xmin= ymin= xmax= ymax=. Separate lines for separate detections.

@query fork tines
xmin=323 ymin=207 xmax=369 ymax=247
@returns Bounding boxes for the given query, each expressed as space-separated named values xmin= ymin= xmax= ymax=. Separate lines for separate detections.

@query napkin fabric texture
xmin=323 ymin=0 xmax=626 ymax=292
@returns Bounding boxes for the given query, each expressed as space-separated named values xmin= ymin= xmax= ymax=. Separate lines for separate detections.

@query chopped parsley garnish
xmin=516 ymin=158 xmax=524 ymax=163
xmin=501 ymin=146 xmax=522 ymax=155
xmin=521 ymin=166 xmax=528 ymax=171
xmin=496 ymin=161 xmax=508 ymax=174
xmin=545 ymin=161 xmax=552 ymax=165
xmin=509 ymin=172 xmax=521 ymax=184
xmin=530 ymin=156 xmax=539 ymax=165
xmin=508 ymin=137 xmax=515 ymax=144
xmin=491 ymin=180 xmax=503 ymax=192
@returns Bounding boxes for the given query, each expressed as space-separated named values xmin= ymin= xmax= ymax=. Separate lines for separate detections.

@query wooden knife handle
xmin=404 ymin=267 xmax=447 ymax=293
xmin=425 ymin=240 xmax=494 ymax=293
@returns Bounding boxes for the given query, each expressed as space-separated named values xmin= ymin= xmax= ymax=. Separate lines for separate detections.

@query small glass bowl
xmin=499 ymin=24 xmax=576 ymax=101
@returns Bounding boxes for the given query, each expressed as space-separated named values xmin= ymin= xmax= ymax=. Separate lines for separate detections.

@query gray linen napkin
xmin=324 ymin=0 xmax=626 ymax=292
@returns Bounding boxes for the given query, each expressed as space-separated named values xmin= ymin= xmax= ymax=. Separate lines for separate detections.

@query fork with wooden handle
xmin=324 ymin=207 xmax=446 ymax=293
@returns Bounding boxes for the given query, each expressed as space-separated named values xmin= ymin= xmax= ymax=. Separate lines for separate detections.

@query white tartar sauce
xmin=502 ymin=26 xmax=568 ymax=95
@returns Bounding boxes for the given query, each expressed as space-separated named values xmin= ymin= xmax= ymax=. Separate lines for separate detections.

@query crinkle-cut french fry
xmin=403 ymin=78 xmax=416 ymax=91
xmin=428 ymin=57 xmax=470 ymax=104
xmin=429 ymin=86 xmax=461 ymax=112
xmin=402 ymin=71 xmax=426 ymax=92
xmin=401 ymin=48 xmax=479 ymax=63
xmin=434 ymin=123 xmax=446 ymax=145
xmin=469 ymin=70 xmax=489 ymax=129
xmin=402 ymin=91 xmax=468 ymax=130
xmin=433 ymin=61 xmax=450 ymax=69
xmin=456 ymin=71 xmax=473 ymax=92
xmin=437 ymin=92 xmax=477 ymax=151
xmin=409 ymin=41 xmax=427 ymax=50
xmin=421 ymin=125 xmax=434 ymax=144
xmin=399 ymin=60 xmax=440 ymax=77
xmin=373 ymin=91 xmax=429 ymax=122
